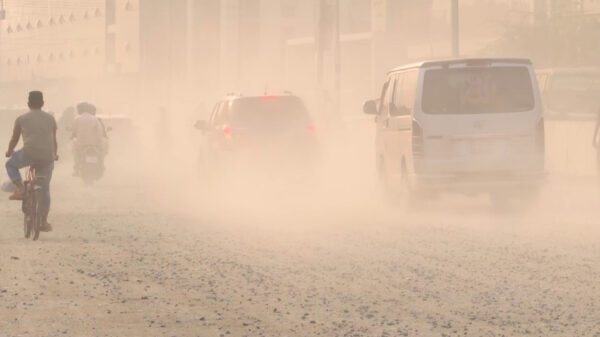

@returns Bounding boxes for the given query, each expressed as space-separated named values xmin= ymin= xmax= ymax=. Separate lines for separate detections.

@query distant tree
xmin=480 ymin=13 xmax=600 ymax=68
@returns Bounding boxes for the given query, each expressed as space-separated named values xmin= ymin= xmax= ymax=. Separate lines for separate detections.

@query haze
xmin=1 ymin=1 xmax=600 ymax=337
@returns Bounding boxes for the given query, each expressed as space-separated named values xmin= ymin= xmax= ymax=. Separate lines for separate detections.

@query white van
xmin=364 ymin=58 xmax=545 ymax=204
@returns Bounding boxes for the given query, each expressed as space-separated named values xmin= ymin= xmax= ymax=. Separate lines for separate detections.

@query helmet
xmin=76 ymin=102 xmax=90 ymax=115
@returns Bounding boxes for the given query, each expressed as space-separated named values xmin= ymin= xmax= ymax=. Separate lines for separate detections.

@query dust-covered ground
xmin=1 ymin=124 xmax=600 ymax=337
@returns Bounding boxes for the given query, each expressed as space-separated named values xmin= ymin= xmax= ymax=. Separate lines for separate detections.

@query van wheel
xmin=400 ymin=160 xmax=423 ymax=211
xmin=378 ymin=158 xmax=397 ymax=202
xmin=379 ymin=158 xmax=414 ymax=210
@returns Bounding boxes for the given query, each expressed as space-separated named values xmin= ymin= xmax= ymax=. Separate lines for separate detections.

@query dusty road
xmin=2 ymin=156 xmax=600 ymax=337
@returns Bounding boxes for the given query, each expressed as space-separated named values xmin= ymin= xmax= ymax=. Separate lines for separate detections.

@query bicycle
xmin=22 ymin=166 xmax=45 ymax=241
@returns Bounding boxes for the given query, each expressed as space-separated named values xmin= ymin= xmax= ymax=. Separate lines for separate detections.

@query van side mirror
xmin=194 ymin=120 xmax=208 ymax=131
xmin=363 ymin=100 xmax=378 ymax=115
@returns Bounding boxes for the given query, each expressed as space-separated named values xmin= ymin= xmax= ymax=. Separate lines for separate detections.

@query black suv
xmin=195 ymin=94 xmax=318 ymax=177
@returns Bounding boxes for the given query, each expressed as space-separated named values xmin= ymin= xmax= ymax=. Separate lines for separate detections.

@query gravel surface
xmin=1 ymin=160 xmax=600 ymax=337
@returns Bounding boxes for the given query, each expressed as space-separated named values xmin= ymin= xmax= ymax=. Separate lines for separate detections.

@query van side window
xmin=378 ymin=80 xmax=390 ymax=113
xmin=393 ymin=70 xmax=418 ymax=115
xmin=383 ymin=76 xmax=397 ymax=116
xmin=391 ymin=73 xmax=405 ymax=115
xmin=402 ymin=70 xmax=419 ymax=112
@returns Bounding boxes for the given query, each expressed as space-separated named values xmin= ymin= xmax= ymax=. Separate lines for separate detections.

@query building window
xmin=49 ymin=17 xmax=55 ymax=26
xmin=124 ymin=1 xmax=133 ymax=11
xmin=94 ymin=8 xmax=102 ymax=18
xmin=84 ymin=11 xmax=89 ymax=20
xmin=16 ymin=24 xmax=23 ymax=32
xmin=26 ymin=22 xmax=33 ymax=30
xmin=6 ymin=25 xmax=12 ymax=33
xmin=59 ymin=15 xmax=65 ymax=24
xmin=36 ymin=20 xmax=43 ymax=28
xmin=69 ymin=13 xmax=76 ymax=22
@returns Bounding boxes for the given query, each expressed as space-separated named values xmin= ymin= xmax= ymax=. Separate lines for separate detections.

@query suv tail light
xmin=223 ymin=126 xmax=232 ymax=139
xmin=412 ymin=120 xmax=424 ymax=157
xmin=536 ymin=118 xmax=545 ymax=154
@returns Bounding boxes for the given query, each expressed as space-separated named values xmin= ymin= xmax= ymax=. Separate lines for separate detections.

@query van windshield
xmin=422 ymin=67 xmax=535 ymax=115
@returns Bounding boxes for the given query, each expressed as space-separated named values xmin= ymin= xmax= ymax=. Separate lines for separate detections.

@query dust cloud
xmin=2 ymin=1 xmax=600 ymax=337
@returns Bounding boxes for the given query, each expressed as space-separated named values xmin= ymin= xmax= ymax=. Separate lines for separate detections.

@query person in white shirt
xmin=71 ymin=102 xmax=105 ymax=176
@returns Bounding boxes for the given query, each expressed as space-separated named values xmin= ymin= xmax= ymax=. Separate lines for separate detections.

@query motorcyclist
xmin=57 ymin=106 xmax=76 ymax=147
xmin=5 ymin=91 xmax=58 ymax=232
xmin=88 ymin=104 xmax=109 ymax=143
xmin=71 ymin=102 xmax=105 ymax=176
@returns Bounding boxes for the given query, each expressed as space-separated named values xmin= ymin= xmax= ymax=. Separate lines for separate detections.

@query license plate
xmin=455 ymin=140 xmax=505 ymax=156
xmin=85 ymin=156 xmax=99 ymax=164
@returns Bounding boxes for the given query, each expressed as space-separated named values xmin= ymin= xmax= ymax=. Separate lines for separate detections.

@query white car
xmin=364 ymin=58 xmax=545 ymax=206
xmin=537 ymin=67 xmax=600 ymax=120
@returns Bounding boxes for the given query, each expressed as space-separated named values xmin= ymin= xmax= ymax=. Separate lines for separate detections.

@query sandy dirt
xmin=2 ymin=136 xmax=600 ymax=337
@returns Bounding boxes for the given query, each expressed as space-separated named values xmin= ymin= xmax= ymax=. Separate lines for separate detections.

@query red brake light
xmin=261 ymin=96 xmax=277 ymax=101
xmin=223 ymin=126 xmax=232 ymax=135
xmin=307 ymin=124 xmax=315 ymax=131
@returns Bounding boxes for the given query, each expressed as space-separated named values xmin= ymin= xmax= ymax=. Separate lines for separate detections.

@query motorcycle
xmin=79 ymin=146 xmax=104 ymax=184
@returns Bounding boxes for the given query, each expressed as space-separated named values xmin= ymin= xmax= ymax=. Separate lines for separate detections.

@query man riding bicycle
xmin=5 ymin=91 xmax=58 ymax=232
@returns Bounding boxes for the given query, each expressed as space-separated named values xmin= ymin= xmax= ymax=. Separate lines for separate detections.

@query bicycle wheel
xmin=32 ymin=190 xmax=42 ymax=241
xmin=23 ymin=186 xmax=32 ymax=239
xmin=23 ymin=212 xmax=32 ymax=239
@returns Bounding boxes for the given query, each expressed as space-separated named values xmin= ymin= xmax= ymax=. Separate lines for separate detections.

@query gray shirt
xmin=15 ymin=109 xmax=57 ymax=163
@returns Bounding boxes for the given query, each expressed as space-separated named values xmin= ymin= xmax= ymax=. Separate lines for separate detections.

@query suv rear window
xmin=422 ymin=67 xmax=535 ymax=115
xmin=231 ymin=96 xmax=310 ymax=128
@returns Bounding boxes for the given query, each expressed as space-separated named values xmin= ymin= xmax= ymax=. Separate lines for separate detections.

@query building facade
xmin=4 ymin=0 xmax=594 ymax=114
xmin=0 ymin=0 xmax=139 ymax=83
